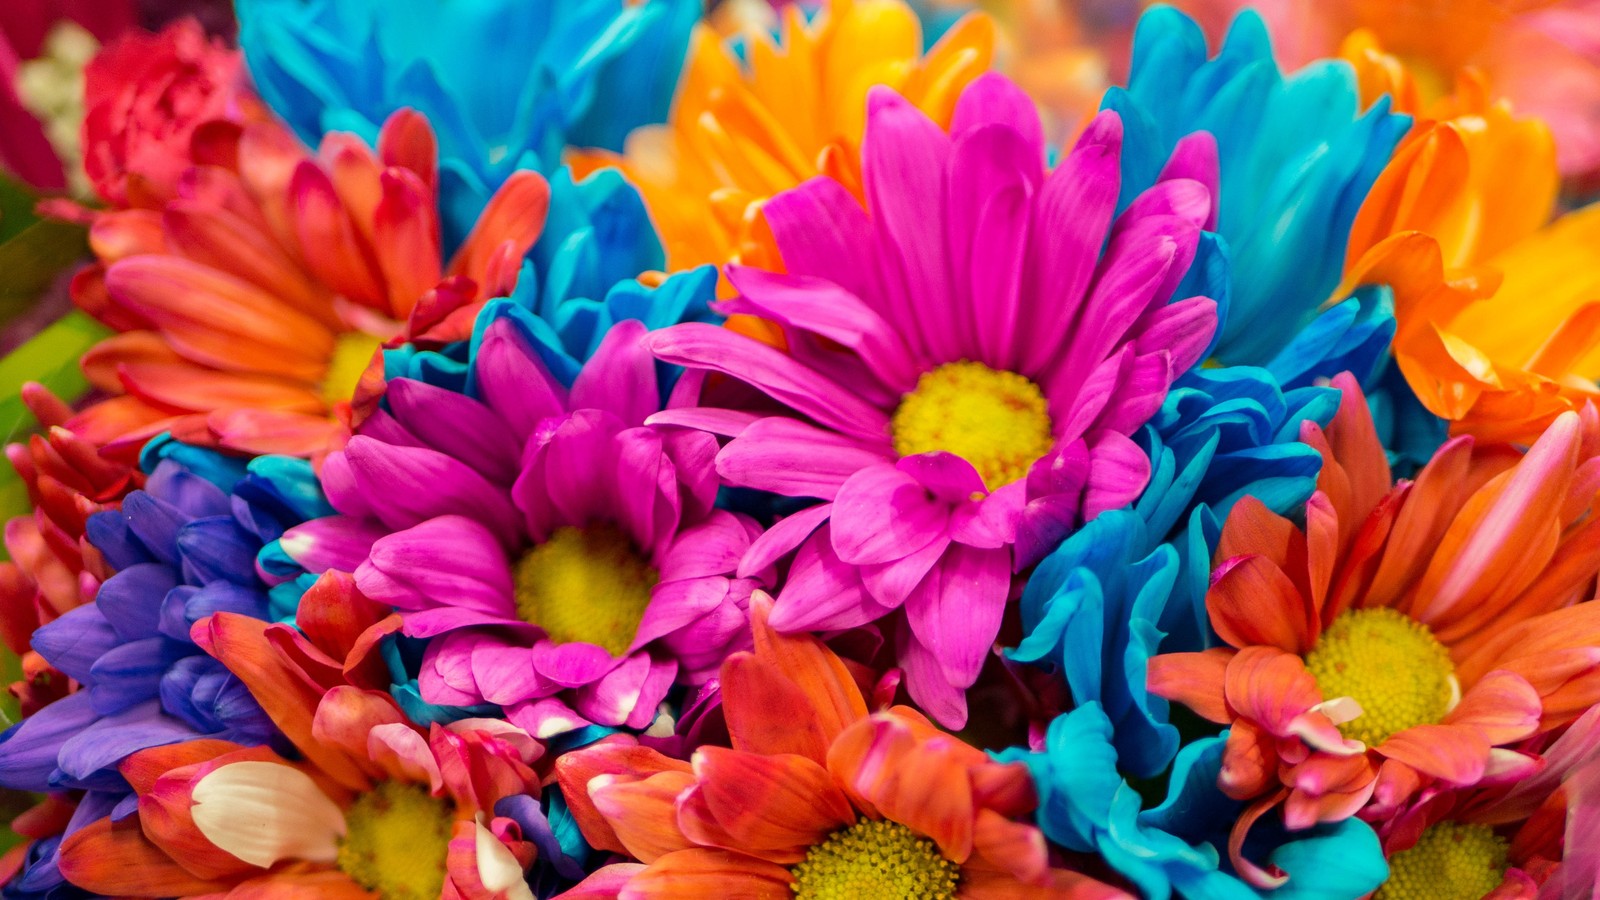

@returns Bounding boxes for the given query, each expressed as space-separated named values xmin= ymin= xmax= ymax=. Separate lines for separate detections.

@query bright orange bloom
xmin=68 ymin=109 xmax=549 ymax=461
xmin=1339 ymin=39 xmax=1600 ymax=445
xmin=1147 ymin=373 xmax=1600 ymax=886
xmin=555 ymin=593 xmax=1124 ymax=899
xmin=569 ymin=0 xmax=993 ymax=278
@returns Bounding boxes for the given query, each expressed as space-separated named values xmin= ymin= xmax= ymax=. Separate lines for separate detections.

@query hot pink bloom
xmin=279 ymin=314 xmax=765 ymax=738
xmin=649 ymin=72 xmax=1218 ymax=727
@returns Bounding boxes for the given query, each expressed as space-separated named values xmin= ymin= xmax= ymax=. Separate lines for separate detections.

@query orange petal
xmin=621 ymin=849 xmax=793 ymax=900
xmin=1146 ymin=649 xmax=1234 ymax=724
xmin=1377 ymin=723 xmax=1490 ymax=784
xmin=589 ymin=769 xmax=698 ymax=863
xmin=372 ymin=168 xmax=443 ymax=318
xmin=57 ymin=816 xmax=236 ymax=897
xmin=207 ymin=409 xmax=344 ymax=458
xmin=686 ymin=747 xmax=854 ymax=863
xmin=1206 ymin=555 xmax=1314 ymax=654
xmin=1219 ymin=719 xmax=1276 ymax=801
xmin=969 ymin=809 xmax=1048 ymax=886
xmin=827 ymin=714 xmax=975 ymax=863
xmin=554 ymin=740 xmax=692 ymax=857
xmin=449 ymin=169 xmax=549 ymax=290
xmin=1222 ymin=646 xmax=1323 ymax=736
xmin=119 ymin=363 xmax=324 ymax=415
xmin=121 ymin=739 xmax=243 ymax=794
xmin=161 ymin=201 xmax=337 ymax=330
xmin=219 ymin=870 xmax=374 ymax=898
xmin=289 ymin=159 xmax=387 ymax=309
xmin=1444 ymin=670 xmax=1541 ymax=744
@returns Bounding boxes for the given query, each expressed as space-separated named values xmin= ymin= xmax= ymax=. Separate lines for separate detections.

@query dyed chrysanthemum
xmin=277 ymin=302 xmax=763 ymax=738
xmin=571 ymin=0 xmax=994 ymax=276
xmin=68 ymin=109 xmax=548 ymax=461
xmin=1341 ymin=48 xmax=1600 ymax=446
xmin=1148 ymin=375 xmax=1600 ymax=886
xmin=237 ymin=0 xmax=697 ymax=249
xmin=650 ymin=72 xmax=1218 ymax=726
xmin=1105 ymin=7 xmax=1409 ymax=367
xmin=0 ymin=440 xmax=327 ymax=897
xmin=58 ymin=682 xmax=542 ymax=898
xmin=554 ymin=592 xmax=1128 ymax=899
xmin=1369 ymin=705 xmax=1600 ymax=898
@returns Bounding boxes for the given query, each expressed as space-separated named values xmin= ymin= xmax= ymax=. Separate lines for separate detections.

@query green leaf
xmin=0 ymin=219 xmax=87 ymax=327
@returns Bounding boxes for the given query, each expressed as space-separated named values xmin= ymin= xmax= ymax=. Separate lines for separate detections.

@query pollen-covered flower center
xmin=514 ymin=523 xmax=658 ymax=657
xmin=1304 ymin=607 xmax=1457 ymax=746
xmin=891 ymin=361 xmax=1054 ymax=489
xmin=790 ymin=818 xmax=959 ymax=900
xmin=1374 ymin=822 xmax=1508 ymax=900
xmin=337 ymin=781 xmax=453 ymax=900
xmin=322 ymin=331 xmax=384 ymax=408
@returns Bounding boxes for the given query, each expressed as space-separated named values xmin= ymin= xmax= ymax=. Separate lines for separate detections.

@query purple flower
xmin=280 ymin=312 xmax=765 ymax=738
xmin=647 ymin=73 xmax=1220 ymax=727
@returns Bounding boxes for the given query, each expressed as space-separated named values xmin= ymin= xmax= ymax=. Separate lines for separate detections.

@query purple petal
xmin=896 ymin=452 xmax=986 ymax=503
xmin=401 ymin=606 xmax=525 ymax=639
xmin=342 ymin=436 xmax=523 ymax=549
xmin=469 ymin=641 xmax=545 ymax=706
xmin=1132 ymin=295 xmax=1218 ymax=377
xmin=506 ymin=696 xmax=593 ymax=740
xmin=738 ymin=502 xmax=832 ymax=578
xmin=717 ymin=417 xmax=888 ymax=501
xmin=830 ymin=463 xmax=951 ymax=566
xmin=571 ymin=319 xmax=659 ymax=428
xmin=1157 ymin=132 xmax=1220 ymax=231
xmin=1089 ymin=350 xmax=1173 ymax=436
xmin=474 ymin=317 xmax=568 ymax=440
xmin=1083 ymin=431 xmax=1152 ymax=520
xmin=645 ymin=407 xmax=761 ymax=437
xmin=950 ymin=73 xmax=1046 ymax=161
xmin=769 ymin=527 xmax=898 ymax=632
xmin=528 ymin=640 xmax=621 ymax=689
xmin=278 ymin=516 xmax=387 ymax=575
xmin=0 ymin=692 xmax=97 ymax=790
xmin=357 ymin=515 xmax=515 ymax=614
xmin=860 ymin=538 xmax=947 ymax=611
xmin=572 ymin=652 xmax=676 ymax=729
xmin=648 ymin=323 xmax=890 ymax=443
xmin=32 ymin=605 xmax=119 ymax=683
xmin=610 ymin=426 xmax=675 ymax=555
xmin=56 ymin=701 xmax=198 ymax=784
xmin=897 ymin=619 xmax=970 ymax=730
xmin=1019 ymin=110 xmax=1122 ymax=376
xmin=386 ymin=379 xmax=521 ymax=486
xmin=95 ymin=563 xmax=178 ymax=642
xmin=902 ymin=544 xmax=1009 ymax=688
xmin=515 ymin=410 xmax=620 ymax=541
xmin=657 ymin=511 xmax=756 ymax=583
xmin=762 ymin=176 xmax=885 ymax=316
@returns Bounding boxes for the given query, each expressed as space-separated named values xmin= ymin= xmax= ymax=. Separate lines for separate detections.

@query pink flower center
xmin=337 ymin=781 xmax=454 ymax=900
xmin=890 ymin=361 xmax=1054 ymax=489
xmin=1303 ymin=608 xmax=1458 ymax=746
xmin=513 ymin=523 xmax=659 ymax=656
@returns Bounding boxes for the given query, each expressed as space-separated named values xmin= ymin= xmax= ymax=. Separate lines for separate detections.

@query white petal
xmin=191 ymin=761 xmax=346 ymax=868
xmin=474 ymin=816 xmax=534 ymax=900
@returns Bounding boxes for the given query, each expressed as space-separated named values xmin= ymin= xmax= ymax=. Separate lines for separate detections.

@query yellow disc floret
xmin=337 ymin=781 xmax=454 ymax=900
xmin=1304 ymin=607 xmax=1457 ymax=746
xmin=1374 ymin=822 xmax=1508 ymax=900
xmin=322 ymin=331 xmax=385 ymax=408
xmin=514 ymin=523 xmax=658 ymax=657
xmin=891 ymin=361 xmax=1055 ymax=489
xmin=790 ymin=819 xmax=960 ymax=900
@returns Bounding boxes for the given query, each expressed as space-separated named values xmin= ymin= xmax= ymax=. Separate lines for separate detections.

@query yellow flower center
xmin=890 ymin=361 xmax=1054 ymax=489
xmin=1374 ymin=822 xmax=1508 ymax=900
xmin=336 ymin=782 xmax=454 ymax=900
xmin=514 ymin=524 xmax=658 ymax=657
xmin=322 ymin=331 xmax=385 ymax=409
xmin=791 ymin=819 xmax=959 ymax=900
xmin=1304 ymin=608 xmax=1457 ymax=746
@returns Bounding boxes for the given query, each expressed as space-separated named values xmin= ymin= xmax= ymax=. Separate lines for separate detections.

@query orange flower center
xmin=337 ymin=781 xmax=453 ymax=900
xmin=1374 ymin=822 xmax=1508 ymax=900
xmin=322 ymin=331 xmax=384 ymax=409
xmin=789 ymin=818 xmax=959 ymax=899
xmin=513 ymin=523 xmax=658 ymax=657
xmin=891 ymin=361 xmax=1054 ymax=489
xmin=1303 ymin=608 xmax=1458 ymax=746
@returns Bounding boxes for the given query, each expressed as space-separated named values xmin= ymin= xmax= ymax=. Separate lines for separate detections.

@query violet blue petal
xmin=96 ymin=563 xmax=180 ymax=641
xmin=31 ymin=605 xmax=118 ymax=682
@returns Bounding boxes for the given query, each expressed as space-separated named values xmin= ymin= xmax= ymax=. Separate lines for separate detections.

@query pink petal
xmin=831 ymin=463 xmax=951 ymax=566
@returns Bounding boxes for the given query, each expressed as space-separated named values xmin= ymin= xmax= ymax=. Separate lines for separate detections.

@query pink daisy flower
xmin=649 ymin=72 xmax=1220 ymax=726
xmin=279 ymin=310 xmax=766 ymax=738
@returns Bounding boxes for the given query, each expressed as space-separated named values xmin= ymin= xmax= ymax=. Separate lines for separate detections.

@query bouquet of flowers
xmin=0 ymin=0 xmax=1598 ymax=897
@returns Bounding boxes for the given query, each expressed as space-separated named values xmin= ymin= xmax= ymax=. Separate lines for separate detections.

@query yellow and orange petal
xmin=1340 ymin=36 xmax=1600 ymax=445
xmin=569 ymin=0 xmax=994 ymax=279
xmin=67 ymin=111 xmax=548 ymax=462
xmin=555 ymin=592 xmax=1125 ymax=899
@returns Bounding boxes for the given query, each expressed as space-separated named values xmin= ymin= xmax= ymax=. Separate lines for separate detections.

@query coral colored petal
xmin=1146 ymin=649 xmax=1234 ymax=724
xmin=689 ymin=747 xmax=854 ymax=863
xmin=622 ymin=849 xmax=794 ymax=899
xmin=588 ymin=769 xmax=697 ymax=863
xmin=1207 ymin=555 xmax=1314 ymax=654
xmin=57 ymin=816 xmax=236 ymax=896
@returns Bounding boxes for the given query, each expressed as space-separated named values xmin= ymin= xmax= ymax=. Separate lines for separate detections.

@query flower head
xmin=651 ymin=72 xmax=1218 ymax=726
xmin=69 ymin=109 xmax=548 ymax=460
xmin=279 ymin=301 xmax=762 ymax=738
xmin=80 ymin=18 xmax=244 ymax=207
xmin=573 ymin=0 xmax=994 ymax=276
xmin=236 ymin=0 xmax=698 ymax=249
xmin=1149 ymin=374 xmax=1600 ymax=884
xmin=1105 ymin=7 xmax=1409 ymax=367
xmin=555 ymin=593 xmax=1127 ymax=899
xmin=0 ymin=440 xmax=326 ymax=895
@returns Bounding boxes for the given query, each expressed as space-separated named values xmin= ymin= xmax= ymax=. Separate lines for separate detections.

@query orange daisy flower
xmin=1338 ymin=40 xmax=1600 ymax=445
xmin=1147 ymin=373 xmax=1600 ymax=883
xmin=68 ymin=109 xmax=549 ymax=461
xmin=569 ymin=0 xmax=994 ymax=278
xmin=554 ymin=593 xmax=1125 ymax=899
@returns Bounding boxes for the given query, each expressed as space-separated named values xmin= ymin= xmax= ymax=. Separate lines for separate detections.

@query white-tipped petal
xmin=474 ymin=815 xmax=534 ymax=900
xmin=191 ymin=761 xmax=346 ymax=868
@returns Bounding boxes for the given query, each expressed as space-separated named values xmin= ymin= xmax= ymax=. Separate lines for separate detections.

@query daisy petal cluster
xmin=1 ymin=2 xmax=1598 ymax=899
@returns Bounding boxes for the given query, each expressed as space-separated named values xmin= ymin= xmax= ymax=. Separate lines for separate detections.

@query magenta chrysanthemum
xmin=278 ymin=314 xmax=765 ymax=737
xmin=648 ymin=73 xmax=1220 ymax=726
